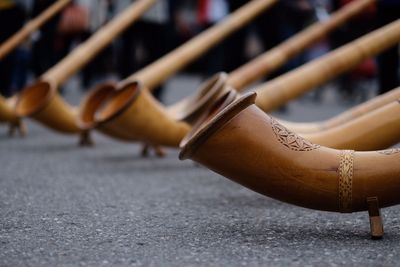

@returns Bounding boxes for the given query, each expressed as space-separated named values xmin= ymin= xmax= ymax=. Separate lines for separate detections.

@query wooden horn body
xmin=0 ymin=0 xmax=71 ymax=60
xmin=0 ymin=95 xmax=19 ymax=124
xmin=170 ymin=0 xmax=378 ymax=123
xmin=255 ymin=19 xmax=400 ymax=112
xmin=80 ymin=0 xmax=278 ymax=134
xmin=179 ymin=92 xmax=400 ymax=213
xmin=95 ymin=82 xmax=190 ymax=147
xmin=15 ymin=81 xmax=80 ymax=133
xmin=14 ymin=0 xmax=156 ymax=134
xmin=279 ymin=87 xmax=400 ymax=133
xmin=300 ymin=99 xmax=400 ymax=150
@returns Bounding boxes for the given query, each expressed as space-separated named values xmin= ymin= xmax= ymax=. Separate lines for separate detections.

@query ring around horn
xmin=180 ymin=91 xmax=400 ymax=216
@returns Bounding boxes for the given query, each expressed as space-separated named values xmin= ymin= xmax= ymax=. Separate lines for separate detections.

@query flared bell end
xmin=169 ymin=72 xmax=229 ymax=123
xmin=15 ymin=81 xmax=55 ymax=117
xmin=179 ymin=91 xmax=256 ymax=160
xmin=78 ymin=83 xmax=117 ymax=130
xmin=95 ymin=80 xmax=142 ymax=125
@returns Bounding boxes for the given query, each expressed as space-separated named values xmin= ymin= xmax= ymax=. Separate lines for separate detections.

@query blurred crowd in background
xmin=0 ymin=0 xmax=399 ymax=103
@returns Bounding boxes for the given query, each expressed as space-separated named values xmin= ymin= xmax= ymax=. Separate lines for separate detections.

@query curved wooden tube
xmin=179 ymin=92 xmax=400 ymax=215
xmin=81 ymin=0 xmax=278 ymax=128
xmin=299 ymin=100 xmax=400 ymax=150
xmin=95 ymin=81 xmax=190 ymax=148
xmin=279 ymin=87 xmax=400 ymax=133
xmin=14 ymin=0 xmax=156 ymax=136
xmin=0 ymin=0 xmax=71 ymax=60
xmin=0 ymin=95 xmax=26 ymax=136
xmin=170 ymin=0 xmax=377 ymax=122
xmin=81 ymin=0 xmax=278 ymax=144
xmin=254 ymin=19 xmax=400 ymax=112
xmin=227 ymin=0 xmax=376 ymax=91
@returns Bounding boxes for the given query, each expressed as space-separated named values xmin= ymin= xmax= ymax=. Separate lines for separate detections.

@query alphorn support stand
xmin=8 ymin=121 xmax=27 ymax=137
xmin=367 ymin=197 xmax=384 ymax=239
xmin=78 ymin=130 xmax=94 ymax=147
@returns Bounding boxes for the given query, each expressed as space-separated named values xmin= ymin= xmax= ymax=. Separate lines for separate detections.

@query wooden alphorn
xmin=179 ymin=91 xmax=400 ymax=239
xmin=14 ymin=0 xmax=156 ymax=142
xmin=170 ymin=0 xmax=377 ymax=122
xmin=0 ymin=0 xmax=71 ymax=60
xmin=79 ymin=0 xmax=278 ymax=143
xmin=93 ymin=19 xmax=400 ymax=153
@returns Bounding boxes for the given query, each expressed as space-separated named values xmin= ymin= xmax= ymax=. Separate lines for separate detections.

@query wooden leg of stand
xmin=141 ymin=143 xmax=166 ymax=157
xmin=8 ymin=123 xmax=15 ymax=137
xmin=367 ymin=197 xmax=384 ymax=240
xmin=18 ymin=121 xmax=27 ymax=137
xmin=79 ymin=131 xmax=94 ymax=147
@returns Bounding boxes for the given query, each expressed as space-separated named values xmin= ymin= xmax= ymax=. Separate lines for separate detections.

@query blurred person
xmin=118 ymin=0 xmax=171 ymax=101
xmin=0 ymin=0 xmax=27 ymax=96
xmin=331 ymin=0 xmax=377 ymax=103
xmin=376 ymin=0 xmax=400 ymax=95
xmin=31 ymin=0 xmax=62 ymax=78
xmin=195 ymin=0 xmax=229 ymax=76
xmin=78 ymin=0 xmax=117 ymax=88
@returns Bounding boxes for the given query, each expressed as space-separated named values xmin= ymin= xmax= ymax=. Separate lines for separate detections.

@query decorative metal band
xmin=377 ymin=148 xmax=400 ymax=155
xmin=338 ymin=150 xmax=355 ymax=213
xmin=270 ymin=117 xmax=320 ymax=152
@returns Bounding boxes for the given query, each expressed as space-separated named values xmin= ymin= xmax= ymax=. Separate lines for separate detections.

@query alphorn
xmin=279 ymin=87 xmax=400 ymax=133
xmin=94 ymin=18 xmax=400 ymax=152
xmin=0 ymin=95 xmax=26 ymax=136
xmin=90 ymin=0 xmax=374 ymax=148
xmin=179 ymin=91 xmax=400 ymax=239
xmin=0 ymin=0 xmax=71 ymax=134
xmin=0 ymin=0 xmax=71 ymax=60
xmin=14 ymin=0 xmax=156 ymax=143
xmin=79 ymin=0 xmax=278 ymax=144
xmin=168 ymin=0 xmax=377 ymax=122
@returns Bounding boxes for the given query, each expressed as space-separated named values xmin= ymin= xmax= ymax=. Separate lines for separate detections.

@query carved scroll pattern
xmin=377 ymin=148 xmax=400 ymax=155
xmin=338 ymin=150 xmax=355 ymax=213
xmin=270 ymin=118 xmax=320 ymax=151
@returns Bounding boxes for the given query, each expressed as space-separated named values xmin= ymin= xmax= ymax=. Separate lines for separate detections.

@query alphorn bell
xmin=179 ymin=91 xmax=400 ymax=238
xmin=0 ymin=0 xmax=71 ymax=60
xmin=80 ymin=0 xmax=278 ymax=147
xmin=14 ymin=0 xmax=156 ymax=143
xmin=0 ymin=95 xmax=26 ymax=136
xmin=169 ymin=0 xmax=377 ymax=122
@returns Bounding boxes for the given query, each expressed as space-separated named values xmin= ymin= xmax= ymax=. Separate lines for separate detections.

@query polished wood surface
xmin=180 ymin=92 xmax=400 ymax=213
xmin=279 ymin=87 xmax=400 ymax=133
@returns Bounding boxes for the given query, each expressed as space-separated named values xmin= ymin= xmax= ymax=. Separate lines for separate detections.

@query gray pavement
xmin=1 ymin=75 xmax=400 ymax=266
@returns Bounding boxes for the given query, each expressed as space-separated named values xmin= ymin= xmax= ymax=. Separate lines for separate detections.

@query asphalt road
xmin=1 ymin=75 xmax=399 ymax=266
